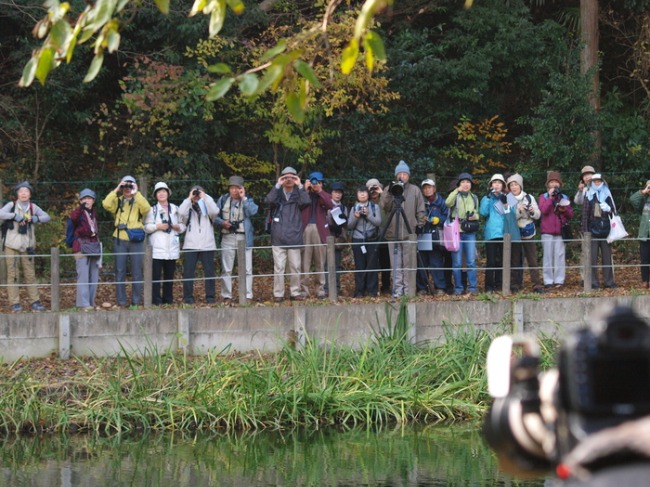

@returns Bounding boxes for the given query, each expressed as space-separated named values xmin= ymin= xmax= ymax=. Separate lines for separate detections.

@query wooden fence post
xmin=502 ymin=233 xmax=511 ymax=296
xmin=583 ymin=232 xmax=592 ymax=292
xmin=406 ymin=234 xmax=417 ymax=297
xmin=51 ymin=247 xmax=60 ymax=312
xmin=237 ymin=234 xmax=247 ymax=305
xmin=326 ymin=236 xmax=338 ymax=302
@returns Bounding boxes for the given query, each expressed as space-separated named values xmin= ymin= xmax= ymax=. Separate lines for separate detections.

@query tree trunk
xmin=580 ymin=0 xmax=601 ymax=162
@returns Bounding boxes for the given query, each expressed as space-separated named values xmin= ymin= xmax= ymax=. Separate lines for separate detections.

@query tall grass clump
xmin=0 ymin=303 xmax=560 ymax=434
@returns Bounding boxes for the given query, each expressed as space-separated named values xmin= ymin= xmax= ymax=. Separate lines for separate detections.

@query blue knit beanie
xmin=394 ymin=160 xmax=410 ymax=176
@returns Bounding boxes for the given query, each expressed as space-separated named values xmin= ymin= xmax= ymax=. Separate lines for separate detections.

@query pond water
xmin=0 ymin=424 xmax=548 ymax=486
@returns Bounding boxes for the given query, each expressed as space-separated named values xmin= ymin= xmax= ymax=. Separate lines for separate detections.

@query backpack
xmin=65 ymin=218 xmax=76 ymax=248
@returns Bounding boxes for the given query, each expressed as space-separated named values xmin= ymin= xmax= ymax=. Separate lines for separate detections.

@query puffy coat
xmin=539 ymin=192 xmax=574 ymax=236
xmin=144 ymin=203 xmax=186 ymax=259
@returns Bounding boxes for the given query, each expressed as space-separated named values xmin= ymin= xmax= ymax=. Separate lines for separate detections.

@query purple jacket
xmin=538 ymin=192 xmax=574 ymax=236
xmin=70 ymin=205 xmax=100 ymax=253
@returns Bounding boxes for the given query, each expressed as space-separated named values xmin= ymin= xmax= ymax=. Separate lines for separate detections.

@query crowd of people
xmin=0 ymin=163 xmax=647 ymax=312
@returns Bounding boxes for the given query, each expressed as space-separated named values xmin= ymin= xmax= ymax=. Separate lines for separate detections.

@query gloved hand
xmin=499 ymin=194 xmax=508 ymax=204
xmin=599 ymin=202 xmax=611 ymax=213
xmin=14 ymin=213 xmax=24 ymax=222
xmin=415 ymin=225 xmax=424 ymax=235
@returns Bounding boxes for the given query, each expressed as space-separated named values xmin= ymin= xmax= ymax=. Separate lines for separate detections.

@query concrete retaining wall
xmin=0 ymin=295 xmax=646 ymax=362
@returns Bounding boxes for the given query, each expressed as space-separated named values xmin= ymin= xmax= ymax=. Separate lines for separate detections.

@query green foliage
xmin=516 ymin=66 xmax=598 ymax=173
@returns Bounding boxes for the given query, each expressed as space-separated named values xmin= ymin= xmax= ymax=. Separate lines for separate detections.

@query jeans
xmin=182 ymin=250 xmax=216 ymax=303
xmin=451 ymin=232 xmax=477 ymax=293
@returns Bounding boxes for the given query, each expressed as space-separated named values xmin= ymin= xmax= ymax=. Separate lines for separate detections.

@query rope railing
xmin=0 ymin=232 xmax=643 ymax=311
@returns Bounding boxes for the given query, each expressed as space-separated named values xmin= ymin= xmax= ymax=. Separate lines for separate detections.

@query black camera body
xmin=228 ymin=220 xmax=243 ymax=233
xmin=389 ymin=180 xmax=405 ymax=198
xmin=484 ymin=304 xmax=650 ymax=480
xmin=192 ymin=189 xmax=201 ymax=196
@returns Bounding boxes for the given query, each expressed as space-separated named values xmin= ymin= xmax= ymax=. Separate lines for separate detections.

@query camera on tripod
xmin=483 ymin=304 xmax=650 ymax=481
xmin=389 ymin=179 xmax=405 ymax=197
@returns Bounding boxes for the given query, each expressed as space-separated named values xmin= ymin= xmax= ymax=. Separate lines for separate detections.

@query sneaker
xmin=31 ymin=301 xmax=46 ymax=312
xmin=11 ymin=303 xmax=22 ymax=313
xmin=435 ymin=289 xmax=446 ymax=297
xmin=533 ymin=287 xmax=545 ymax=294
xmin=273 ymin=297 xmax=284 ymax=303
xmin=416 ymin=290 xmax=428 ymax=296
xmin=291 ymin=294 xmax=305 ymax=301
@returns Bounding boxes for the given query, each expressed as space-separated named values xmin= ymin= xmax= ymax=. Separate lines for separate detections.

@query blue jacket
xmin=423 ymin=194 xmax=449 ymax=232
xmin=479 ymin=193 xmax=506 ymax=241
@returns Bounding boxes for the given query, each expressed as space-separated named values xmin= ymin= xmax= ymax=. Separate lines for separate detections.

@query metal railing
xmin=0 ymin=232 xmax=642 ymax=311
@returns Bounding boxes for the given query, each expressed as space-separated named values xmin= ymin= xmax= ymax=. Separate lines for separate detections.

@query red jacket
xmin=301 ymin=190 xmax=334 ymax=243
xmin=538 ymin=192 xmax=573 ymax=236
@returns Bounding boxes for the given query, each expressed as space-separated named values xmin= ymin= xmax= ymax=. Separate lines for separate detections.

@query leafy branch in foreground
xmin=18 ymin=0 xmax=397 ymax=122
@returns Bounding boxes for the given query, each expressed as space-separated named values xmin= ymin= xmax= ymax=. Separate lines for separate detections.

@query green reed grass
xmin=0 ymin=305 xmax=559 ymax=434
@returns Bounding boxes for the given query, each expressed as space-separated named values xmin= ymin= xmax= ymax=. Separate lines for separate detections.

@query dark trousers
xmin=417 ymin=248 xmax=447 ymax=291
xmin=353 ymin=239 xmax=379 ymax=296
xmin=511 ymin=240 xmax=542 ymax=289
xmin=591 ymin=239 xmax=614 ymax=288
xmin=182 ymin=250 xmax=216 ymax=303
xmin=641 ymin=240 xmax=650 ymax=283
xmin=152 ymin=258 xmax=176 ymax=305
xmin=378 ymin=242 xmax=391 ymax=292
xmin=113 ymin=238 xmax=144 ymax=306
xmin=484 ymin=239 xmax=503 ymax=291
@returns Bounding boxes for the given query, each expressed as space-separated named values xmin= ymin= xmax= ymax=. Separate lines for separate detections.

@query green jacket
xmin=629 ymin=190 xmax=650 ymax=240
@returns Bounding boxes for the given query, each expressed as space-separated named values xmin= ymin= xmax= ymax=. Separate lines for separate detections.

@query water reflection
xmin=0 ymin=424 xmax=546 ymax=486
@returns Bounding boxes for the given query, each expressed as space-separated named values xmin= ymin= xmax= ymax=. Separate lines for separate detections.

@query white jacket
xmin=144 ymin=203 xmax=186 ymax=260
xmin=178 ymin=195 xmax=219 ymax=251
xmin=0 ymin=201 xmax=51 ymax=252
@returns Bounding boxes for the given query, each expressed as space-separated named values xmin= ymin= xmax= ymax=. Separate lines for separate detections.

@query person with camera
xmin=479 ymin=174 xmax=509 ymax=293
xmin=380 ymin=160 xmax=426 ymax=299
xmin=178 ymin=185 xmax=220 ymax=305
xmin=325 ymin=181 xmax=348 ymax=295
xmin=265 ymin=166 xmax=311 ymax=303
xmin=538 ymin=171 xmax=573 ymax=289
xmin=348 ymin=186 xmax=382 ymax=297
xmin=144 ymin=182 xmax=185 ymax=306
xmin=445 ymin=173 xmax=480 ymax=295
xmin=366 ymin=178 xmax=391 ymax=294
xmin=574 ymin=165 xmax=597 ymax=284
xmin=70 ymin=188 xmax=102 ymax=309
xmin=416 ymin=179 xmax=448 ymax=296
xmin=506 ymin=174 xmax=544 ymax=294
xmin=0 ymin=181 xmax=51 ymax=312
xmin=300 ymin=171 xmax=334 ymax=299
xmin=102 ymin=175 xmax=151 ymax=308
xmin=215 ymin=176 xmax=259 ymax=304
xmin=628 ymin=179 xmax=650 ymax=288
xmin=585 ymin=173 xmax=617 ymax=289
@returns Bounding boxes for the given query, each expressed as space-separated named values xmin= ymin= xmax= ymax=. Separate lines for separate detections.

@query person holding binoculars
xmin=215 ymin=175 xmax=259 ymax=304
xmin=178 ymin=185 xmax=220 ymax=305
xmin=0 ymin=181 xmax=51 ymax=312
xmin=144 ymin=182 xmax=185 ymax=305
xmin=102 ymin=175 xmax=152 ymax=308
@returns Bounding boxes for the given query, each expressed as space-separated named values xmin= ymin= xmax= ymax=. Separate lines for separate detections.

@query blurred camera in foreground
xmin=483 ymin=304 xmax=650 ymax=484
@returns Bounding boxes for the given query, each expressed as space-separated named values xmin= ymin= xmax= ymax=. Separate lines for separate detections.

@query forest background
xmin=1 ymin=0 xmax=650 ymax=240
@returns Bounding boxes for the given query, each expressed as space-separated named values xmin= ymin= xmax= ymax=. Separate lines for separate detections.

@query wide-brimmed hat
xmin=546 ymin=171 xmax=563 ymax=186
xmin=581 ymin=165 xmax=596 ymax=176
xmin=457 ymin=173 xmax=473 ymax=185
xmin=489 ymin=174 xmax=506 ymax=186
xmin=153 ymin=181 xmax=171 ymax=196
xmin=227 ymin=176 xmax=244 ymax=188
xmin=78 ymin=188 xmax=97 ymax=200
